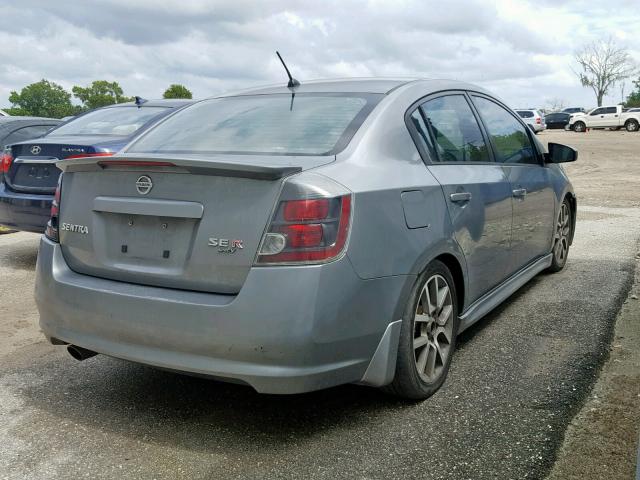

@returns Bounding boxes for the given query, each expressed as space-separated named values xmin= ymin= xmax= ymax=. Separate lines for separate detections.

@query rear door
xmin=409 ymin=93 xmax=513 ymax=303
xmin=585 ymin=107 xmax=606 ymax=127
xmin=470 ymin=94 xmax=555 ymax=273
xmin=600 ymin=106 xmax=621 ymax=127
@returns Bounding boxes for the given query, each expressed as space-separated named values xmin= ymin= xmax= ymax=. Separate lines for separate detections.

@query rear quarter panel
xmin=314 ymin=83 xmax=468 ymax=305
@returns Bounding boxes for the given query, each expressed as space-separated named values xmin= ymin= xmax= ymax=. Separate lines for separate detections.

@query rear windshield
xmin=127 ymin=93 xmax=381 ymax=156
xmin=49 ymin=106 xmax=168 ymax=136
xmin=516 ymin=110 xmax=534 ymax=118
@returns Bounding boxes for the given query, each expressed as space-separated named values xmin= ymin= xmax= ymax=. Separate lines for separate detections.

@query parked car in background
xmin=568 ymin=105 xmax=640 ymax=132
xmin=627 ymin=108 xmax=640 ymax=113
xmin=0 ymin=116 xmax=61 ymax=151
xmin=35 ymin=78 xmax=577 ymax=400
xmin=0 ymin=116 xmax=62 ymax=232
xmin=562 ymin=107 xmax=585 ymax=114
xmin=0 ymin=99 xmax=192 ymax=233
xmin=516 ymin=109 xmax=546 ymax=133
xmin=544 ymin=112 xmax=571 ymax=130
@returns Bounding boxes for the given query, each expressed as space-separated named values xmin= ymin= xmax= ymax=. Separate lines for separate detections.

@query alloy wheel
xmin=413 ymin=274 xmax=454 ymax=383
xmin=553 ymin=202 xmax=571 ymax=263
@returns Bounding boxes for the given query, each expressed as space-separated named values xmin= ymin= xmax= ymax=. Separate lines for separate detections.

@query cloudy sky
xmin=1 ymin=0 xmax=639 ymax=110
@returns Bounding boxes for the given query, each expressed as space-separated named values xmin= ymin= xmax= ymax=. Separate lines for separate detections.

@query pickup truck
xmin=568 ymin=105 xmax=640 ymax=132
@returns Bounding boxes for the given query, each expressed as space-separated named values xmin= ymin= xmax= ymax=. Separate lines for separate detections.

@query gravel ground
xmin=0 ymin=129 xmax=638 ymax=479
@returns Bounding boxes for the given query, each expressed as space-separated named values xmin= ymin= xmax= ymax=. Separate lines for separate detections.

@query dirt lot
xmin=0 ymin=129 xmax=638 ymax=479
xmin=539 ymin=129 xmax=640 ymax=479
xmin=548 ymin=129 xmax=640 ymax=208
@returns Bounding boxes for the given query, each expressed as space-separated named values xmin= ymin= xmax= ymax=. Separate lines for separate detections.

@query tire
xmin=384 ymin=260 xmax=460 ymax=400
xmin=547 ymin=198 xmax=572 ymax=272
xmin=625 ymin=119 xmax=639 ymax=132
xmin=573 ymin=121 xmax=586 ymax=133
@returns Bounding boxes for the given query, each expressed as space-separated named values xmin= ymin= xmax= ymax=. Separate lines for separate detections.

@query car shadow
xmin=10 ymin=263 xmax=585 ymax=460
xmin=14 ymin=346 xmax=413 ymax=455
xmin=1 ymin=240 xmax=38 ymax=270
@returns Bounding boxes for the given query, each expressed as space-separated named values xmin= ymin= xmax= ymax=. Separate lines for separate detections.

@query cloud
xmin=0 ymin=0 xmax=639 ymax=110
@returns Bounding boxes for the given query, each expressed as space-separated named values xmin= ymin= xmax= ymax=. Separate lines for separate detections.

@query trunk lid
xmin=57 ymin=153 xmax=331 ymax=294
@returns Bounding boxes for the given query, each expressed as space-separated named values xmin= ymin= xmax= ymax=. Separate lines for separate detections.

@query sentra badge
xmin=61 ymin=223 xmax=89 ymax=234
xmin=208 ymin=237 xmax=244 ymax=254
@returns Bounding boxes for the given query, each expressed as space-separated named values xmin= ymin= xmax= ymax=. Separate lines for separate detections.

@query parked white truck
xmin=569 ymin=105 xmax=640 ymax=132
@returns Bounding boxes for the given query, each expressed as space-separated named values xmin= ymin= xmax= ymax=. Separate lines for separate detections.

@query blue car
xmin=0 ymin=99 xmax=192 ymax=232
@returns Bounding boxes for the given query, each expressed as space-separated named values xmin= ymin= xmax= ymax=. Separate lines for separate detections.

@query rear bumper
xmin=0 ymin=182 xmax=51 ymax=233
xmin=35 ymin=237 xmax=411 ymax=394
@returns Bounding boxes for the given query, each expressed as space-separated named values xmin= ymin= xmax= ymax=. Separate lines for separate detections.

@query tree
xmin=546 ymin=97 xmax=566 ymax=112
xmin=72 ymin=80 xmax=132 ymax=110
xmin=8 ymin=79 xmax=77 ymax=118
xmin=574 ymin=38 xmax=636 ymax=107
xmin=163 ymin=84 xmax=193 ymax=99
xmin=625 ymin=77 xmax=640 ymax=108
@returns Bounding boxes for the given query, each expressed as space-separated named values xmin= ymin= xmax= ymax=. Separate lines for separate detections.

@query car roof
xmin=220 ymin=78 xmax=416 ymax=96
xmin=0 ymin=117 xmax=61 ymax=138
xmin=0 ymin=116 xmax=60 ymax=123
xmin=215 ymin=78 xmax=505 ymax=100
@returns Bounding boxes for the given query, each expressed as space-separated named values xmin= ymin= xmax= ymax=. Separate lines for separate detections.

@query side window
xmin=3 ymin=125 xmax=53 ymax=147
xmin=604 ymin=107 xmax=617 ymax=114
xmin=590 ymin=108 xmax=603 ymax=116
xmin=409 ymin=109 xmax=437 ymax=160
xmin=472 ymin=96 xmax=538 ymax=165
xmin=419 ymin=95 xmax=490 ymax=163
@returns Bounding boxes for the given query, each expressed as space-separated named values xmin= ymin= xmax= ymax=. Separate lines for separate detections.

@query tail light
xmin=536 ymin=117 xmax=541 ymax=124
xmin=1 ymin=147 xmax=13 ymax=181
xmin=44 ymin=174 xmax=62 ymax=242
xmin=256 ymin=173 xmax=352 ymax=265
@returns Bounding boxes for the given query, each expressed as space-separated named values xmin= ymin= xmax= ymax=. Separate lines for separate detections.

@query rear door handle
xmin=512 ymin=188 xmax=527 ymax=198
xmin=449 ymin=192 xmax=472 ymax=203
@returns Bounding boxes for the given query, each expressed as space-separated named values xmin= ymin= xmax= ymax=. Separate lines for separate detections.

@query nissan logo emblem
xmin=135 ymin=175 xmax=153 ymax=195
xmin=30 ymin=145 xmax=42 ymax=155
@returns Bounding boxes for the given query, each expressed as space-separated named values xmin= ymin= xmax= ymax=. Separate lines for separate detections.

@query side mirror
xmin=546 ymin=142 xmax=577 ymax=163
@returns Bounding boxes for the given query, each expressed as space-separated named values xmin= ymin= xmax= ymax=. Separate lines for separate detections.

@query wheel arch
xmin=433 ymin=253 xmax=465 ymax=316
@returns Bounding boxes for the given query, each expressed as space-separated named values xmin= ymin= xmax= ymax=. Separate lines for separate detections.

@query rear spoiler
xmin=56 ymin=154 xmax=303 ymax=181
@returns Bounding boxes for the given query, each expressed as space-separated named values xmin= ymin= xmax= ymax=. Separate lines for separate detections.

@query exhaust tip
xmin=67 ymin=345 xmax=98 ymax=361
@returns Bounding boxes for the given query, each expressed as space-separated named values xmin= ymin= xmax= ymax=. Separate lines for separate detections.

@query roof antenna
xmin=276 ymin=51 xmax=300 ymax=88
xmin=134 ymin=96 xmax=148 ymax=108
